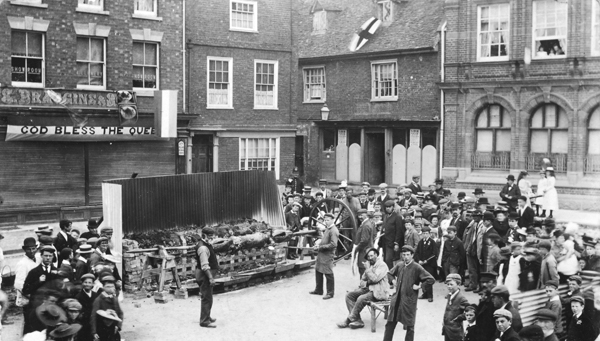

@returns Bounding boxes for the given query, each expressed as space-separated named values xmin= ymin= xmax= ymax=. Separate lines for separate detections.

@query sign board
xmin=338 ymin=129 xmax=347 ymax=146
xmin=410 ymin=129 xmax=420 ymax=148
xmin=5 ymin=125 xmax=163 ymax=142
xmin=154 ymin=90 xmax=178 ymax=138
xmin=0 ymin=88 xmax=117 ymax=108
xmin=178 ymin=140 xmax=185 ymax=156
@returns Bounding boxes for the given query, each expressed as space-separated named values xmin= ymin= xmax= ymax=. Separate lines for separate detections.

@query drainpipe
xmin=182 ymin=0 xmax=186 ymax=113
xmin=439 ymin=21 xmax=447 ymax=178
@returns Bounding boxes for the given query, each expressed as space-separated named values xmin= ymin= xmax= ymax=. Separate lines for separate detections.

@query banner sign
xmin=1 ymin=88 xmax=118 ymax=108
xmin=5 ymin=125 xmax=164 ymax=142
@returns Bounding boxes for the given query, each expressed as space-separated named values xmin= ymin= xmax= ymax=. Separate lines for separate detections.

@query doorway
xmin=365 ymin=132 xmax=385 ymax=184
xmin=192 ymin=135 xmax=213 ymax=173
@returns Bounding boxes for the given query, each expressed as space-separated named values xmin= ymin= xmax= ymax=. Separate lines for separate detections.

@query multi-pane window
xmin=378 ymin=0 xmax=393 ymax=23
xmin=240 ymin=138 xmax=279 ymax=178
xmin=76 ymin=37 xmax=105 ymax=88
xmin=371 ymin=61 xmax=398 ymax=100
xmin=313 ymin=10 xmax=327 ymax=33
xmin=207 ymin=57 xmax=233 ymax=108
xmin=303 ymin=67 xmax=326 ymax=102
xmin=476 ymin=105 xmax=511 ymax=153
xmin=230 ymin=0 xmax=257 ymax=32
xmin=532 ymin=0 xmax=568 ymax=59
xmin=134 ymin=0 xmax=157 ymax=16
xmin=78 ymin=0 xmax=103 ymax=10
xmin=254 ymin=60 xmax=277 ymax=109
xmin=593 ymin=0 xmax=600 ymax=56
xmin=133 ymin=42 xmax=158 ymax=89
xmin=588 ymin=107 xmax=600 ymax=155
xmin=11 ymin=31 xmax=44 ymax=86
xmin=477 ymin=4 xmax=509 ymax=61
xmin=530 ymin=104 xmax=568 ymax=154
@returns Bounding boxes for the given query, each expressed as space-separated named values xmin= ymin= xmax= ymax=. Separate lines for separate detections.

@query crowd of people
xmin=6 ymin=218 xmax=123 ymax=341
xmin=282 ymin=169 xmax=600 ymax=341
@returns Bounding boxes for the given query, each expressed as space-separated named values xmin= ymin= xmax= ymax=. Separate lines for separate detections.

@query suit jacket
xmin=74 ymin=258 xmax=90 ymax=283
xmin=442 ymin=236 xmax=466 ymax=267
xmin=285 ymin=211 xmax=301 ymax=231
xmin=442 ymin=290 xmax=470 ymax=339
xmin=380 ymin=212 xmax=405 ymax=249
xmin=518 ymin=206 xmax=535 ymax=228
xmin=494 ymin=327 xmax=521 ymax=341
xmin=415 ymin=237 xmax=438 ymax=267
xmin=407 ymin=182 xmax=422 ymax=195
xmin=499 ymin=184 xmax=521 ymax=210
xmin=54 ymin=231 xmax=78 ymax=254
xmin=22 ymin=263 xmax=58 ymax=297
xmin=354 ymin=219 xmax=375 ymax=268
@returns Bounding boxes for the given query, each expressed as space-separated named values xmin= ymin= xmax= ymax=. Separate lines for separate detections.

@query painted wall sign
xmin=5 ymin=125 xmax=163 ymax=142
xmin=0 ymin=88 xmax=118 ymax=108
xmin=410 ymin=129 xmax=421 ymax=148
xmin=178 ymin=140 xmax=186 ymax=156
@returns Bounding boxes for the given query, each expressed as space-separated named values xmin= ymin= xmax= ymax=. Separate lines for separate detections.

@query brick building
xmin=182 ymin=0 xmax=297 ymax=181
xmin=294 ymin=0 xmax=444 ymax=187
xmin=440 ymin=0 xmax=600 ymax=209
xmin=0 ymin=0 xmax=184 ymax=225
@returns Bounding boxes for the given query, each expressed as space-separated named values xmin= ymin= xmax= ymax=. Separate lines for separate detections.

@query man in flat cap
xmin=379 ymin=200 xmax=405 ymax=276
xmin=490 ymin=285 xmax=523 ymax=332
xmin=519 ymin=324 xmax=545 ymax=341
xmin=415 ymin=226 xmax=438 ymax=302
xmin=492 ymin=308 xmax=520 ymax=341
xmin=195 ymin=227 xmax=219 ymax=328
xmin=384 ymin=245 xmax=434 ymax=341
xmin=475 ymin=272 xmax=499 ymax=341
xmin=353 ymin=209 xmax=375 ymax=277
xmin=407 ymin=175 xmax=422 ymax=195
xmin=398 ymin=189 xmax=417 ymax=209
xmin=442 ymin=274 xmax=469 ymax=341
xmin=376 ymin=183 xmax=389 ymax=204
xmin=310 ymin=213 xmax=339 ymax=300
xmin=535 ymin=308 xmax=559 ymax=341
xmin=500 ymin=174 xmax=521 ymax=213
xmin=318 ymin=179 xmax=332 ymax=199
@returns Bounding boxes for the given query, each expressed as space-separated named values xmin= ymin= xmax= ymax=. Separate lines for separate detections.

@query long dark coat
xmin=387 ymin=261 xmax=434 ymax=327
xmin=315 ymin=225 xmax=339 ymax=274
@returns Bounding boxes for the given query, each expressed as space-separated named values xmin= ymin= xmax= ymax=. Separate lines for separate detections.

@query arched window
xmin=585 ymin=106 xmax=600 ymax=173
xmin=528 ymin=103 xmax=568 ymax=171
xmin=473 ymin=104 xmax=511 ymax=169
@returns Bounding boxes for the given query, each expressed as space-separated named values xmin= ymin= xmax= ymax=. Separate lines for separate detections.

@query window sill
xmin=229 ymin=28 xmax=258 ymax=34
xmin=12 ymin=81 xmax=44 ymax=88
xmin=10 ymin=0 xmax=48 ymax=8
xmin=254 ymin=106 xmax=279 ymax=110
xmin=77 ymin=84 xmax=106 ymax=91
xmin=302 ymin=100 xmax=326 ymax=104
xmin=132 ymin=13 xmax=162 ymax=21
xmin=133 ymin=89 xmax=158 ymax=97
xmin=370 ymin=98 xmax=398 ymax=102
xmin=76 ymin=7 xmax=110 ymax=15
xmin=207 ymin=106 xmax=234 ymax=110
xmin=476 ymin=57 xmax=509 ymax=63
xmin=532 ymin=55 xmax=566 ymax=61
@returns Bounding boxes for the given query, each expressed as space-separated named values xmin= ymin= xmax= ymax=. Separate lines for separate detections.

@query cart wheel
xmin=308 ymin=198 xmax=358 ymax=260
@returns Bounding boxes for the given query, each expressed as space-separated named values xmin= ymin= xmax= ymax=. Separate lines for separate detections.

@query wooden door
xmin=365 ymin=133 xmax=385 ymax=184
xmin=192 ymin=135 xmax=213 ymax=173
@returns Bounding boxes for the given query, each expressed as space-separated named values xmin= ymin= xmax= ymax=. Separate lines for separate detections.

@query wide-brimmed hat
xmin=35 ymin=225 xmax=53 ymax=235
xmin=36 ymin=303 xmax=67 ymax=327
xmin=472 ymin=188 xmax=485 ymax=195
xmin=97 ymin=309 xmax=122 ymax=322
xmin=49 ymin=323 xmax=82 ymax=338
xmin=78 ymin=244 xmax=93 ymax=254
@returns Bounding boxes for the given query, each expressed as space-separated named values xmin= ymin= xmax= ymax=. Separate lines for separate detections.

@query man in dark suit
xmin=516 ymin=196 xmax=535 ymax=228
xmin=286 ymin=203 xmax=302 ymax=260
xmin=398 ymin=189 xmax=418 ymax=208
xmin=407 ymin=175 xmax=422 ymax=195
xmin=379 ymin=200 xmax=405 ymax=276
xmin=492 ymin=309 xmax=521 ymax=341
xmin=499 ymin=175 xmax=521 ymax=212
xmin=81 ymin=218 xmax=101 ymax=240
xmin=54 ymin=220 xmax=78 ymax=262
xmin=23 ymin=246 xmax=59 ymax=298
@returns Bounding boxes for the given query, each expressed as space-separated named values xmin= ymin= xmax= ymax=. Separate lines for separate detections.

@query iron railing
xmin=526 ymin=153 xmax=567 ymax=172
xmin=471 ymin=151 xmax=511 ymax=170
xmin=584 ymin=154 xmax=600 ymax=173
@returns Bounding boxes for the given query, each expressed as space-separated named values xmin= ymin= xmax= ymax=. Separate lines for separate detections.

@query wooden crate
xmin=215 ymin=243 xmax=287 ymax=279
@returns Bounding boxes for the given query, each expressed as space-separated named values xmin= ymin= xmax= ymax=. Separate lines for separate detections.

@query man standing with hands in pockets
xmin=310 ymin=213 xmax=339 ymax=300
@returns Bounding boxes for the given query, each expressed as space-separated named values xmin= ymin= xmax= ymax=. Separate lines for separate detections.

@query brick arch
xmin=465 ymin=94 xmax=517 ymax=128
xmin=578 ymin=93 xmax=600 ymax=114
xmin=520 ymin=93 xmax=574 ymax=116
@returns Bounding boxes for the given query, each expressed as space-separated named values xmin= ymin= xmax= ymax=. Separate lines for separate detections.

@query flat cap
xmin=536 ymin=308 xmax=557 ymax=321
xmin=568 ymin=275 xmax=582 ymax=285
xmin=445 ymin=274 xmax=462 ymax=283
xmin=421 ymin=226 xmax=431 ymax=233
xmin=361 ymin=182 xmax=370 ymax=186
xmin=401 ymin=245 xmax=415 ymax=254
xmin=493 ymin=308 xmax=512 ymax=320
xmin=378 ymin=183 xmax=388 ymax=188
xmin=447 ymin=226 xmax=457 ymax=233
xmin=39 ymin=235 xmax=54 ymax=245
xmin=538 ymin=240 xmax=552 ymax=250
xmin=570 ymin=296 xmax=585 ymax=305
xmin=373 ymin=212 xmax=382 ymax=217
xmin=490 ymin=285 xmax=509 ymax=296
xmin=357 ymin=209 xmax=368 ymax=215
xmin=518 ymin=324 xmax=544 ymax=339
xmin=202 ymin=227 xmax=216 ymax=236
xmin=479 ymin=272 xmax=498 ymax=282
xmin=80 ymin=274 xmax=95 ymax=282
xmin=39 ymin=245 xmax=56 ymax=253
xmin=545 ymin=280 xmax=559 ymax=289
xmin=384 ymin=200 xmax=396 ymax=207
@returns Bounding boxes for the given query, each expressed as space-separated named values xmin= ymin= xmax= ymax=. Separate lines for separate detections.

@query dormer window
xmin=313 ymin=10 xmax=327 ymax=34
xmin=378 ymin=0 xmax=393 ymax=23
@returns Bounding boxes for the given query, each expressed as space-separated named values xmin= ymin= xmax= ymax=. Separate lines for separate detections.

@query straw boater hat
xmin=97 ymin=309 xmax=122 ymax=322
xmin=36 ymin=303 xmax=67 ymax=327
xmin=49 ymin=323 xmax=82 ymax=338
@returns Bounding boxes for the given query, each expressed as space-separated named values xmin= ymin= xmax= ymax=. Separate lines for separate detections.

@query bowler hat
xmin=472 ymin=188 xmax=485 ymax=195
xmin=87 ymin=218 xmax=100 ymax=228
xmin=315 ymin=191 xmax=324 ymax=197
xmin=536 ymin=308 xmax=557 ymax=321
xmin=435 ymin=178 xmax=444 ymax=184
xmin=457 ymin=192 xmax=466 ymax=199
xmin=493 ymin=308 xmax=512 ymax=320
xmin=508 ymin=212 xmax=519 ymax=220
xmin=506 ymin=174 xmax=515 ymax=181
xmin=367 ymin=188 xmax=376 ymax=195
xmin=477 ymin=197 xmax=489 ymax=205
xmin=22 ymin=237 xmax=37 ymax=248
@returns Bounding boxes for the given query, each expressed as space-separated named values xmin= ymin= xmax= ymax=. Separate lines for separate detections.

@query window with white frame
xmin=592 ymin=0 xmax=600 ymax=56
xmin=530 ymin=103 xmax=568 ymax=154
xmin=133 ymin=42 xmax=159 ymax=89
xmin=207 ymin=57 xmax=233 ymax=109
xmin=76 ymin=37 xmax=105 ymax=89
xmin=476 ymin=104 xmax=511 ymax=153
xmin=78 ymin=0 xmax=103 ymax=11
xmin=303 ymin=67 xmax=326 ymax=102
xmin=532 ymin=0 xmax=568 ymax=59
xmin=477 ymin=3 xmax=509 ymax=61
xmin=239 ymin=137 xmax=279 ymax=178
xmin=11 ymin=31 xmax=44 ymax=86
xmin=254 ymin=60 xmax=278 ymax=109
xmin=378 ymin=0 xmax=393 ymax=23
xmin=230 ymin=0 xmax=257 ymax=32
xmin=134 ymin=0 xmax=157 ymax=16
xmin=313 ymin=10 xmax=327 ymax=33
xmin=371 ymin=60 xmax=397 ymax=100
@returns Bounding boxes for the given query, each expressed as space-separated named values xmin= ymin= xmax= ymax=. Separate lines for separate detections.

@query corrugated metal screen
xmin=104 ymin=171 xmax=285 ymax=233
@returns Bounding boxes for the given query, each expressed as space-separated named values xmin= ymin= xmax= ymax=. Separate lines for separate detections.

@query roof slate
xmin=295 ymin=0 xmax=444 ymax=59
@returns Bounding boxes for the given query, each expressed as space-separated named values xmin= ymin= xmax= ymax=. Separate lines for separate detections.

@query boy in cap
xmin=441 ymin=226 xmax=465 ymax=279
xmin=442 ymin=274 xmax=469 ymax=341
xmin=463 ymin=304 xmax=480 ymax=341
xmin=490 ymin=285 xmax=523 ymax=332
xmin=543 ymin=280 xmax=563 ymax=335
xmin=91 ymin=275 xmax=123 ymax=341
xmin=562 ymin=275 xmax=583 ymax=334
xmin=567 ymin=296 xmax=595 ymax=341
xmin=535 ymin=308 xmax=559 ymax=341
xmin=75 ymin=273 xmax=99 ymax=340
xmin=537 ymin=241 xmax=559 ymax=289
xmin=408 ymin=175 xmax=422 ymax=195
xmin=492 ymin=308 xmax=520 ymax=341
xmin=415 ymin=226 xmax=438 ymax=301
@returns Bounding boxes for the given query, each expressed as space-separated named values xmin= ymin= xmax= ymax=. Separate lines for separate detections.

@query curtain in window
xmin=136 ymin=0 xmax=154 ymax=12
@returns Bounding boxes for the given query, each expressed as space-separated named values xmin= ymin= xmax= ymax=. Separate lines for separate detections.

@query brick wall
xmin=0 ymin=0 xmax=184 ymax=112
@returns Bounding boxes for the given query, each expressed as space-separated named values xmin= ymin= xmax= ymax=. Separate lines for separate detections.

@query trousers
xmin=314 ymin=270 xmax=334 ymax=296
xmin=443 ymin=263 xmax=460 ymax=280
xmin=345 ymin=287 xmax=374 ymax=322
xmin=197 ymin=269 xmax=214 ymax=325
xmin=421 ymin=264 xmax=436 ymax=299
xmin=466 ymin=255 xmax=479 ymax=289
xmin=383 ymin=321 xmax=415 ymax=341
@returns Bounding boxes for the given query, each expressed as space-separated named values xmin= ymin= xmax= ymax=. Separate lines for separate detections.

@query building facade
xmin=0 ymin=0 xmax=184 ymax=225
xmin=294 ymin=0 xmax=443 ymax=186
xmin=440 ymin=0 xmax=600 ymax=208
xmin=183 ymin=0 xmax=297 ymax=181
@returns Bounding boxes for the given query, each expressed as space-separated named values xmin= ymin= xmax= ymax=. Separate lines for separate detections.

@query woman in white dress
xmin=517 ymin=170 xmax=533 ymax=207
xmin=535 ymin=169 xmax=547 ymax=217
xmin=542 ymin=167 xmax=559 ymax=218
